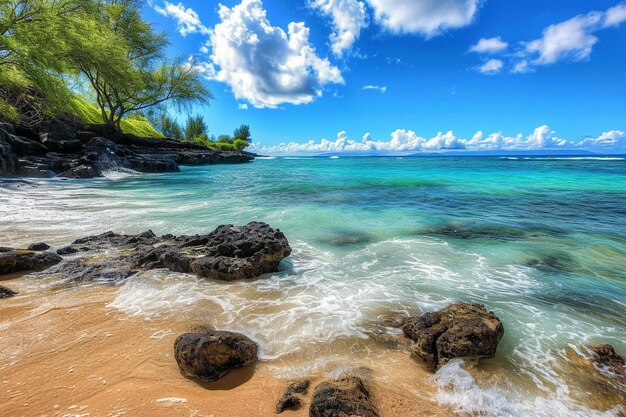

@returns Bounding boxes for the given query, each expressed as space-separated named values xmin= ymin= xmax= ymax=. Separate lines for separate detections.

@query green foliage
xmin=0 ymin=0 xmax=213 ymax=130
xmin=69 ymin=95 xmax=162 ymax=137
xmin=184 ymin=114 xmax=207 ymax=142
xmin=217 ymin=134 xmax=233 ymax=143
xmin=233 ymin=124 xmax=251 ymax=142
xmin=233 ymin=139 xmax=248 ymax=151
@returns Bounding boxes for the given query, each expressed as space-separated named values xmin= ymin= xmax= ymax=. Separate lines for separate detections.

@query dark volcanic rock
xmin=57 ymin=164 xmax=102 ymax=179
xmin=276 ymin=380 xmax=311 ymax=413
xmin=174 ymin=329 xmax=258 ymax=382
xmin=0 ymin=249 xmax=63 ymax=275
xmin=0 ymin=137 xmax=17 ymax=174
xmin=136 ymin=222 xmax=292 ymax=281
xmin=402 ymin=303 xmax=504 ymax=371
xmin=28 ymin=242 xmax=51 ymax=251
xmin=0 ymin=285 xmax=18 ymax=298
xmin=32 ymin=223 xmax=290 ymax=284
xmin=41 ymin=118 xmax=83 ymax=153
xmin=1 ymin=119 xmax=255 ymax=177
xmin=309 ymin=376 xmax=380 ymax=417
xmin=85 ymin=137 xmax=179 ymax=173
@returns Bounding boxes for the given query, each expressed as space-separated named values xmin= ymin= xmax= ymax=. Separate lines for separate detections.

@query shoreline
xmin=0 ymin=273 xmax=457 ymax=417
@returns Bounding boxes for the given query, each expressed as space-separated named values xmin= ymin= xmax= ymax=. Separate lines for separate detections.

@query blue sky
xmin=143 ymin=0 xmax=626 ymax=154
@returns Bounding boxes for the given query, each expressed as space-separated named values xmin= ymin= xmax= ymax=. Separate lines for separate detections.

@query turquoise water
xmin=1 ymin=156 xmax=625 ymax=416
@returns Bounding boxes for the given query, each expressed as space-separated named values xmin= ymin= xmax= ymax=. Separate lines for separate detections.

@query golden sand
xmin=0 ymin=275 xmax=457 ymax=417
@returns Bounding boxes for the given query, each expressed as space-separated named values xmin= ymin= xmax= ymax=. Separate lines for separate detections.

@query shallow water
xmin=1 ymin=157 xmax=625 ymax=416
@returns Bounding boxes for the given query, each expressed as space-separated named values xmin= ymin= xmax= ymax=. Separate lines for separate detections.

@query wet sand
xmin=0 ymin=275 xmax=457 ymax=417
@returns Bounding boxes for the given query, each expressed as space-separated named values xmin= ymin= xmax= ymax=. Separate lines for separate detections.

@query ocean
xmin=1 ymin=156 xmax=625 ymax=416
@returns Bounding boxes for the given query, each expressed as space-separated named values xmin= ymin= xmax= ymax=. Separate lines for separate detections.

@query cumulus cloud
xmin=365 ymin=0 xmax=480 ymax=36
xmin=362 ymin=84 xmax=387 ymax=93
xmin=477 ymin=59 xmax=503 ymax=74
xmin=508 ymin=3 xmax=626 ymax=72
xmin=201 ymin=0 xmax=343 ymax=108
xmin=469 ymin=37 xmax=508 ymax=53
xmin=252 ymin=126 xmax=625 ymax=154
xmin=153 ymin=1 xmax=209 ymax=36
xmin=238 ymin=103 xmax=249 ymax=110
xmin=309 ymin=0 xmax=368 ymax=56
xmin=604 ymin=3 xmax=626 ymax=27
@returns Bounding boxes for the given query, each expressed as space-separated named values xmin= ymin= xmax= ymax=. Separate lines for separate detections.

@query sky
xmin=142 ymin=0 xmax=626 ymax=154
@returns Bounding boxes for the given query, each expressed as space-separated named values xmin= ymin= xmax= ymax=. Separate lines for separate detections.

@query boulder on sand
xmin=0 ymin=285 xmax=18 ymax=298
xmin=402 ymin=303 xmax=504 ymax=371
xmin=174 ymin=329 xmax=258 ymax=382
xmin=276 ymin=380 xmax=311 ymax=413
xmin=0 ymin=248 xmax=62 ymax=275
xmin=309 ymin=376 xmax=380 ymax=417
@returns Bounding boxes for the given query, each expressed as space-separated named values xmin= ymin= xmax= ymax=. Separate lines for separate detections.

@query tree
xmin=217 ymin=134 xmax=232 ymax=143
xmin=184 ymin=114 xmax=206 ymax=141
xmin=233 ymin=124 xmax=251 ymax=142
xmin=77 ymin=0 xmax=212 ymax=131
xmin=157 ymin=113 xmax=182 ymax=140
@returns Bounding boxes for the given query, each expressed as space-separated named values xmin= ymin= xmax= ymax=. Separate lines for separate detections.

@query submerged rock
xmin=309 ymin=376 xmax=380 ymax=417
xmin=588 ymin=344 xmax=626 ymax=385
xmin=0 ymin=249 xmax=63 ymax=275
xmin=27 ymin=242 xmax=50 ymax=251
xmin=276 ymin=380 xmax=311 ymax=413
xmin=424 ymin=223 xmax=526 ymax=241
xmin=402 ymin=303 xmax=504 ymax=371
xmin=0 ymin=285 xmax=17 ymax=298
xmin=174 ymin=329 xmax=258 ymax=382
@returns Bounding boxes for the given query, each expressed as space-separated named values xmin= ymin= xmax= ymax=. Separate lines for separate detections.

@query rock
xmin=41 ymin=118 xmax=83 ymax=153
xmin=31 ymin=223 xmax=290 ymax=283
xmin=276 ymin=380 xmax=311 ymax=413
xmin=85 ymin=137 xmax=179 ymax=173
xmin=174 ymin=330 xmax=258 ymax=382
xmin=588 ymin=344 xmax=626 ymax=384
xmin=0 ymin=249 xmax=63 ymax=275
xmin=56 ymin=246 xmax=79 ymax=255
xmin=28 ymin=242 xmax=50 ymax=251
xmin=309 ymin=376 xmax=380 ymax=417
xmin=0 ymin=285 xmax=18 ymax=298
xmin=187 ymin=222 xmax=292 ymax=281
xmin=402 ymin=303 xmax=504 ymax=371
xmin=57 ymin=164 xmax=102 ymax=179
xmin=0 ymin=137 xmax=17 ymax=175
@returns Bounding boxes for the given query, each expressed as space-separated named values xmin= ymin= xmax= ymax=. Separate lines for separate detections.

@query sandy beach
xmin=0 ymin=273 xmax=459 ymax=417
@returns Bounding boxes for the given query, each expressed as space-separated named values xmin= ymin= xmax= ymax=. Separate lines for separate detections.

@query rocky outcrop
xmin=24 ymin=222 xmax=291 ymax=283
xmin=0 ymin=119 xmax=255 ymax=178
xmin=28 ymin=242 xmax=50 ymax=251
xmin=0 ymin=248 xmax=62 ymax=275
xmin=174 ymin=329 xmax=258 ymax=382
xmin=135 ymin=222 xmax=292 ymax=281
xmin=309 ymin=376 xmax=380 ymax=417
xmin=0 ymin=285 xmax=17 ymax=298
xmin=588 ymin=344 xmax=625 ymax=384
xmin=276 ymin=380 xmax=310 ymax=413
xmin=402 ymin=303 xmax=504 ymax=371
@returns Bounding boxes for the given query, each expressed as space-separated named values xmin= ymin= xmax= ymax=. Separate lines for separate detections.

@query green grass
xmin=69 ymin=96 xmax=163 ymax=138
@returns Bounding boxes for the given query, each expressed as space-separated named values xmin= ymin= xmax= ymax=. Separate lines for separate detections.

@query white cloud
xmin=365 ymin=0 xmax=480 ymax=36
xmin=153 ymin=1 xmax=209 ymax=36
xmin=577 ymin=130 xmax=625 ymax=146
xmin=362 ymin=84 xmax=387 ymax=93
xmin=604 ymin=4 xmax=626 ymax=27
xmin=525 ymin=12 xmax=604 ymax=65
xmin=238 ymin=103 xmax=249 ymax=110
xmin=309 ymin=0 xmax=368 ymax=56
xmin=469 ymin=37 xmax=508 ymax=53
xmin=252 ymin=126 xmax=625 ymax=154
xmin=511 ymin=59 xmax=532 ymax=74
xmin=205 ymin=0 xmax=343 ymax=108
xmin=477 ymin=59 xmax=503 ymax=74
